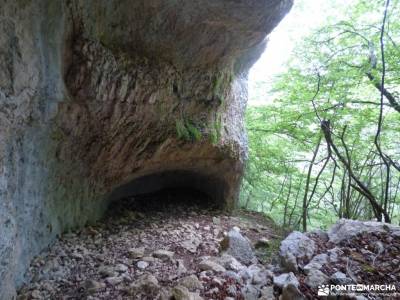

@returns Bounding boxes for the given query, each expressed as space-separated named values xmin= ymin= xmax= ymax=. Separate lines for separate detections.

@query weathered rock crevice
xmin=0 ymin=0 xmax=292 ymax=298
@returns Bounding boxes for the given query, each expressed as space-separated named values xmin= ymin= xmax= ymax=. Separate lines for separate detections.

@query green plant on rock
xmin=186 ymin=121 xmax=202 ymax=141
xmin=209 ymin=114 xmax=223 ymax=145
xmin=175 ymin=118 xmax=202 ymax=142
xmin=175 ymin=119 xmax=190 ymax=140
xmin=212 ymin=71 xmax=230 ymax=104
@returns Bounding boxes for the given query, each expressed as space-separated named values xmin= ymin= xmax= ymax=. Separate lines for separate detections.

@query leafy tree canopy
xmin=242 ymin=0 xmax=400 ymax=231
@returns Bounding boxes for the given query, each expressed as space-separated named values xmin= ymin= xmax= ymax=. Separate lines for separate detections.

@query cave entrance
xmin=107 ymin=188 xmax=216 ymax=219
xmin=106 ymin=170 xmax=227 ymax=215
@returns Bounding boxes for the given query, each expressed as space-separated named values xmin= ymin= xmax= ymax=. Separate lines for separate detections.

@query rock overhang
xmin=61 ymin=0 xmax=293 ymax=209
xmin=74 ymin=0 xmax=293 ymax=69
xmin=0 ymin=0 xmax=293 ymax=297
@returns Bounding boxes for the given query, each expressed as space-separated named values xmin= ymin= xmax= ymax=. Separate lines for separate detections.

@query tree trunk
xmin=302 ymin=135 xmax=322 ymax=232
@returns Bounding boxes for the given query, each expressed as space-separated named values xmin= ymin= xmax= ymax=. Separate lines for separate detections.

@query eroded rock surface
xmin=0 ymin=0 xmax=292 ymax=297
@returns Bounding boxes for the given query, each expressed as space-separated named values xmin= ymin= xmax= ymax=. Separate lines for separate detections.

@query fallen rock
xmin=279 ymin=231 xmax=315 ymax=272
xmin=232 ymin=226 xmax=241 ymax=232
xmin=178 ymin=275 xmax=203 ymax=291
xmin=220 ymin=229 xmax=255 ymax=265
xmin=215 ymin=254 xmax=245 ymax=271
xmin=327 ymin=247 xmax=344 ymax=263
xmin=137 ymin=261 xmax=149 ymax=270
xmin=328 ymin=219 xmax=400 ymax=243
xmin=259 ymin=286 xmax=274 ymax=299
xmin=130 ymin=274 xmax=159 ymax=294
xmin=280 ymin=252 xmax=298 ymax=273
xmin=172 ymin=285 xmax=203 ymax=300
xmin=152 ymin=249 xmax=174 ymax=260
xmin=244 ymin=264 xmax=263 ymax=284
xmin=115 ymin=263 xmax=128 ymax=273
xmin=128 ymin=247 xmax=145 ymax=259
xmin=105 ymin=276 xmax=123 ymax=286
xmin=252 ymin=269 xmax=272 ymax=286
xmin=31 ymin=290 xmax=42 ymax=299
xmin=303 ymin=253 xmax=328 ymax=274
xmin=224 ymin=270 xmax=242 ymax=282
xmin=330 ymin=271 xmax=352 ymax=285
xmin=159 ymin=287 xmax=173 ymax=300
xmin=273 ymin=272 xmax=299 ymax=289
xmin=142 ymin=256 xmax=158 ymax=263
xmin=176 ymin=259 xmax=187 ymax=276
xmin=281 ymin=283 xmax=305 ymax=300
xmin=305 ymin=269 xmax=329 ymax=288
xmin=84 ymin=279 xmax=106 ymax=294
xmin=241 ymin=284 xmax=260 ymax=300
xmin=198 ymin=260 xmax=226 ymax=273
xmin=238 ymin=268 xmax=253 ymax=282
xmin=212 ymin=217 xmax=221 ymax=225
xmin=172 ymin=286 xmax=192 ymax=300
xmin=181 ymin=238 xmax=201 ymax=254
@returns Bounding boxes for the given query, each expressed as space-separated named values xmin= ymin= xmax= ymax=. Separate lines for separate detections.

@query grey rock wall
xmin=0 ymin=0 xmax=292 ymax=298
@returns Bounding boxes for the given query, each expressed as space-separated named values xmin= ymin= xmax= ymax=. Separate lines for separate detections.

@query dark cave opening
xmin=107 ymin=188 xmax=217 ymax=219
xmin=106 ymin=170 xmax=228 ymax=213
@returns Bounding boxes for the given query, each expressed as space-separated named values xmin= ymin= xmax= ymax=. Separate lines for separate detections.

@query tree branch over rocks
xmin=320 ymin=120 xmax=390 ymax=222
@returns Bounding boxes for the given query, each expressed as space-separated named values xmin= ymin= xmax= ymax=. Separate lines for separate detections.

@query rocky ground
xmin=17 ymin=189 xmax=284 ymax=300
xmin=277 ymin=220 xmax=400 ymax=300
xmin=16 ymin=189 xmax=400 ymax=300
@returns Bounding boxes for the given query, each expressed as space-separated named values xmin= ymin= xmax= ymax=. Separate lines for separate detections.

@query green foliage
xmin=175 ymin=119 xmax=190 ymax=141
xmin=212 ymin=70 xmax=234 ymax=103
xmin=175 ymin=119 xmax=202 ymax=142
xmin=243 ymin=0 xmax=400 ymax=230
xmin=186 ymin=121 xmax=202 ymax=141
xmin=209 ymin=115 xmax=223 ymax=145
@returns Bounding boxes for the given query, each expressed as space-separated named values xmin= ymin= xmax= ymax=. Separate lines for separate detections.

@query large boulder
xmin=273 ymin=272 xmax=299 ymax=289
xmin=279 ymin=231 xmax=316 ymax=272
xmin=328 ymin=219 xmax=400 ymax=244
xmin=0 ymin=0 xmax=292 ymax=297
xmin=303 ymin=253 xmax=328 ymax=274
xmin=330 ymin=271 xmax=352 ymax=285
xmin=304 ymin=269 xmax=329 ymax=288
xmin=220 ymin=229 xmax=256 ymax=265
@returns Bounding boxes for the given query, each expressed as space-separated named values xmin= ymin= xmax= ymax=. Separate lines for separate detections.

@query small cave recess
xmin=106 ymin=170 xmax=228 ymax=213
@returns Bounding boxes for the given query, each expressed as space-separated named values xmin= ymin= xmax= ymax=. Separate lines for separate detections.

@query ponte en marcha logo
xmin=317 ymin=284 xmax=398 ymax=296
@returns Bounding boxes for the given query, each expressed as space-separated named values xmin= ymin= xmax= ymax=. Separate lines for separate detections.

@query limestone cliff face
xmin=0 ymin=0 xmax=292 ymax=297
